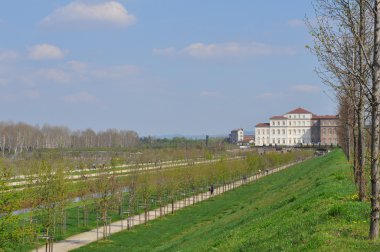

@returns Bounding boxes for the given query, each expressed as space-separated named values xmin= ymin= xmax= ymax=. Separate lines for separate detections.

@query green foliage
xmin=0 ymin=160 xmax=22 ymax=251
xmin=74 ymin=150 xmax=380 ymax=252
xmin=7 ymin=149 xmax=313 ymax=251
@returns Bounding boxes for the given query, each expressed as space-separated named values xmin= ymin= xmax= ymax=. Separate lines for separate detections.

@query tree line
xmin=0 ymin=150 xmax=312 ymax=251
xmin=308 ymin=0 xmax=380 ymax=239
xmin=0 ymin=122 xmax=139 ymax=154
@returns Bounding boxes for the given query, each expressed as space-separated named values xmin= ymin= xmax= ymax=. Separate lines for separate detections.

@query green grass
xmin=74 ymin=150 xmax=380 ymax=252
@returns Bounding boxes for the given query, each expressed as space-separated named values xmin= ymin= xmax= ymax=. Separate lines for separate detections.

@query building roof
xmin=286 ymin=107 xmax=313 ymax=115
xmin=255 ymin=123 xmax=270 ymax=127
xmin=312 ymin=115 xmax=338 ymax=119
xmin=231 ymin=128 xmax=243 ymax=132
xmin=270 ymin=115 xmax=287 ymax=119
xmin=244 ymin=135 xmax=254 ymax=140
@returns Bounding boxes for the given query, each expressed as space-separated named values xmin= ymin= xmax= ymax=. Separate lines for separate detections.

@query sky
xmin=0 ymin=0 xmax=336 ymax=137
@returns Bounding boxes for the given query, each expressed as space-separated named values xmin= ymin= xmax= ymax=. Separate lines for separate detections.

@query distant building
xmin=229 ymin=129 xmax=244 ymax=143
xmin=255 ymin=107 xmax=338 ymax=146
xmin=243 ymin=135 xmax=255 ymax=144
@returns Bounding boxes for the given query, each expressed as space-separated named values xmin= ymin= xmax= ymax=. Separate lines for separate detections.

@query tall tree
xmin=370 ymin=0 xmax=380 ymax=240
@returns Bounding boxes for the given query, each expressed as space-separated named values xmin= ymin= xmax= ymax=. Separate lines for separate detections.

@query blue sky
xmin=0 ymin=0 xmax=335 ymax=136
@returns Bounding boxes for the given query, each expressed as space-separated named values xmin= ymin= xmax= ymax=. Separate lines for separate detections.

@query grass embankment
xmin=75 ymin=150 xmax=380 ymax=251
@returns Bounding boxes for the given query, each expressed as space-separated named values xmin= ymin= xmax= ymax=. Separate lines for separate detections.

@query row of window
xmin=257 ymin=129 xmax=308 ymax=135
xmin=271 ymin=120 xmax=310 ymax=127
xmin=257 ymin=129 xmax=270 ymax=135
xmin=321 ymin=120 xmax=336 ymax=126
xmin=257 ymin=137 xmax=310 ymax=145
xmin=321 ymin=128 xmax=336 ymax=134
xmin=322 ymin=138 xmax=338 ymax=143
xmin=288 ymin=114 xmax=308 ymax=119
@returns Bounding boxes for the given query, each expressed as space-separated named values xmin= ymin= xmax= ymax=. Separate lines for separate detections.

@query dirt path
xmin=35 ymin=159 xmax=307 ymax=252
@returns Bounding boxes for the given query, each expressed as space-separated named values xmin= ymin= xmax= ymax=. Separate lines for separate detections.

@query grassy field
xmin=74 ymin=150 xmax=380 ymax=252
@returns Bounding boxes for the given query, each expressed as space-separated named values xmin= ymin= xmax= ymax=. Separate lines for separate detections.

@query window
xmin=303 ymin=115 xmax=305 ymax=118
xmin=302 ymin=129 xmax=305 ymax=134
xmin=282 ymin=139 xmax=285 ymax=144
xmin=302 ymin=121 xmax=305 ymax=126
xmin=272 ymin=129 xmax=275 ymax=134
xmin=297 ymin=121 xmax=300 ymax=126
xmin=277 ymin=121 xmax=280 ymax=126
xmin=289 ymin=115 xmax=292 ymax=118
xmin=298 ymin=129 xmax=301 ymax=134
xmin=277 ymin=129 xmax=280 ymax=134
xmin=267 ymin=129 xmax=269 ymax=134
xmin=282 ymin=129 xmax=285 ymax=134
xmin=273 ymin=139 xmax=275 ymax=144
xmin=289 ymin=130 xmax=291 ymax=135
xmin=257 ymin=129 xmax=260 ymax=135
xmin=293 ymin=129 xmax=296 ymax=134
xmin=277 ymin=138 xmax=280 ymax=144
xmin=272 ymin=121 xmax=275 ymax=126
xmin=283 ymin=121 xmax=285 ymax=126
xmin=289 ymin=122 xmax=292 ymax=126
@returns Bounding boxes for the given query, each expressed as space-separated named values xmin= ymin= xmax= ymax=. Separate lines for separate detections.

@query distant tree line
xmin=0 ymin=122 xmax=139 ymax=154
xmin=0 ymin=122 xmax=229 ymax=156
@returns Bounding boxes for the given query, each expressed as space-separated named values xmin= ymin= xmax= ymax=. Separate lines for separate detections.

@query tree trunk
xmin=357 ymin=0 xmax=366 ymax=201
xmin=345 ymin=113 xmax=351 ymax=161
xmin=352 ymin=121 xmax=358 ymax=183
xmin=357 ymin=102 xmax=366 ymax=200
xmin=370 ymin=0 xmax=380 ymax=240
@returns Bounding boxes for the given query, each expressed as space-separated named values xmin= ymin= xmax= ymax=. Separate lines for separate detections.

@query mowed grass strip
xmin=75 ymin=150 xmax=380 ymax=252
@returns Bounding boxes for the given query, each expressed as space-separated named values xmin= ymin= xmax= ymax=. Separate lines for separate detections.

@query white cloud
xmin=41 ymin=1 xmax=136 ymax=29
xmin=153 ymin=47 xmax=176 ymax=56
xmin=24 ymin=90 xmax=40 ymax=100
xmin=36 ymin=68 xmax=70 ymax=83
xmin=154 ymin=42 xmax=296 ymax=60
xmin=292 ymin=85 xmax=320 ymax=93
xmin=0 ymin=50 xmax=20 ymax=61
xmin=28 ymin=44 xmax=65 ymax=60
xmin=200 ymin=91 xmax=221 ymax=97
xmin=0 ymin=94 xmax=17 ymax=102
xmin=62 ymin=92 xmax=96 ymax=103
xmin=258 ymin=92 xmax=276 ymax=99
xmin=287 ymin=19 xmax=305 ymax=27
xmin=67 ymin=60 xmax=87 ymax=72
xmin=0 ymin=78 xmax=8 ymax=86
xmin=92 ymin=64 xmax=140 ymax=79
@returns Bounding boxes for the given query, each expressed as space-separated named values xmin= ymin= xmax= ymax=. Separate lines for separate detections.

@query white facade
xmin=230 ymin=129 xmax=244 ymax=143
xmin=255 ymin=124 xmax=270 ymax=146
xmin=255 ymin=108 xmax=315 ymax=147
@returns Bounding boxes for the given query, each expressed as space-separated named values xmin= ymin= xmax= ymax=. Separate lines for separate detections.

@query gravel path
xmin=34 ymin=159 xmax=307 ymax=252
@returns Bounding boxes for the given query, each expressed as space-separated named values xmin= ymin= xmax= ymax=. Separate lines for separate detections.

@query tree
xmin=27 ymin=158 xmax=69 ymax=250
xmin=0 ymin=159 xmax=22 ymax=251
xmin=308 ymin=0 xmax=380 ymax=239
xmin=370 ymin=0 xmax=380 ymax=240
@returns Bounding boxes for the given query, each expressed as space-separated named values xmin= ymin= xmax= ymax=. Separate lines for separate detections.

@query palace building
xmin=255 ymin=108 xmax=338 ymax=146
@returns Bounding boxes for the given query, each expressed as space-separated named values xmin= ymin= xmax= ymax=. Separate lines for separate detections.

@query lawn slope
xmin=75 ymin=150 xmax=380 ymax=251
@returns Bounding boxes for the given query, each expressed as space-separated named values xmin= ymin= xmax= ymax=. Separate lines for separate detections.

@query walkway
xmin=35 ymin=158 xmax=308 ymax=252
